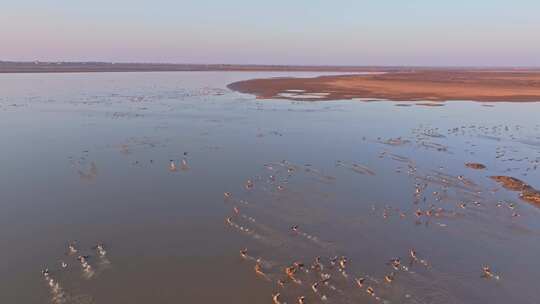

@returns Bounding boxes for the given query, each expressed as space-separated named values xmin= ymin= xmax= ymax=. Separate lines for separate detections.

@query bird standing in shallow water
xmin=68 ymin=243 xmax=78 ymax=255
xmin=311 ymin=257 xmax=323 ymax=272
xmin=169 ymin=160 xmax=177 ymax=172
xmin=255 ymin=263 xmax=266 ymax=278
xmin=240 ymin=248 xmax=248 ymax=259
xmin=385 ymin=272 xmax=395 ymax=283
xmin=285 ymin=265 xmax=297 ymax=278
xmin=272 ymin=293 xmax=283 ymax=304
xmin=410 ymin=249 xmax=418 ymax=260
xmin=390 ymin=258 xmax=401 ymax=270
xmin=181 ymin=158 xmax=189 ymax=170
xmin=96 ymin=244 xmax=107 ymax=257
xmin=338 ymin=256 xmax=347 ymax=270
xmin=311 ymin=282 xmax=319 ymax=293
xmin=482 ymin=265 xmax=492 ymax=277
xmin=482 ymin=265 xmax=500 ymax=279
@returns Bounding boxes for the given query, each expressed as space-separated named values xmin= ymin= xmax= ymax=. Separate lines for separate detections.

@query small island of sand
xmin=228 ymin=69 xmax=540 ymax=102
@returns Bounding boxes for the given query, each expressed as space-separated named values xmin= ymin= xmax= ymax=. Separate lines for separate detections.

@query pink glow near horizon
xmin=2 ymin=1 xmax=539 ymax=66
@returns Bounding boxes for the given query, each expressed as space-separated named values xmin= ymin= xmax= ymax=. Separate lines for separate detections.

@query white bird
xmin=68 ymin=243 xmax=78 ymax=255
xmin=169 ymin=160 xmax=177 ymax=171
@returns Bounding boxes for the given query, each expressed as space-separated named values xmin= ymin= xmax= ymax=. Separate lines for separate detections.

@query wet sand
xmin=491 ymin=176 xmax=540 ymax=205
xmin=465 ymin=163 xmax=486 ymax=170
xmin=228 ymin=70 xmax=540 ymax=102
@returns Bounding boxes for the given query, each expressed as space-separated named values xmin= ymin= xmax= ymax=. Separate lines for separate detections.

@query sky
xmin=2 ymin=0 xmax=540 ymax=66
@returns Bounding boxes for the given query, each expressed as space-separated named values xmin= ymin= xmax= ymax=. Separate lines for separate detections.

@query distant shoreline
xmin=227 ymin=69 xmax=540 ymax=102
xmin=1 ymin=61 xmax=539 ymax=74
xmin=0 ymin=62 xmax=402 ymax=73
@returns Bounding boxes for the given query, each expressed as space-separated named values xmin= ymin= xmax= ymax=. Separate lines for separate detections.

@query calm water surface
xmin=1 ymin=72 xmax=539 ymax=304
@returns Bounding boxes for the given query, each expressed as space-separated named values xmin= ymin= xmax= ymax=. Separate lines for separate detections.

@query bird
xmin=384 ymin=273 xmax=395 ymax=283
xmin=68 ymin=243 xmax=78 ymax=255
xmin=390 ymin=258 xmax=401 ymax=270
xmin=482 ymin=265 xmax=494 ymax=278
xmin=96 ymin=244 xmax=107 ymax=257
xmin=320 ymin=273 xmax=331 ymax=285
xmin=311 ymin=282 xmax=319 ymax=293
xmin=169 ymin=160 xmax=177 ymax=171
xmin=410 ymin=249 xmax=418 ymax=260
xmin=240 ymin=248 xmax=248 ymax=259
xmin=311 ymin=256 xmax=323 ymax=272
xmin=338 ymin=257 xmax=347 ymax=270
xmin=285 ymin=266 xmax=297 ymax=278
xmin=293 ymin=261 xmax=305 ymax=270
xmin=255 ymin=263 xmax=265 ymax=276
xmin=272 ymin=293 xmax=283 ymax=304
xmin=355 ymin=277 xmax=365 ymax=288
xmin=48 ymin=277 xmax=57 ymax=288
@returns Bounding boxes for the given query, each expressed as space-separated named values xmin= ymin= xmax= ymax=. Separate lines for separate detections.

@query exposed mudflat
xmin=228 ymin=70 xmax=540 ymax=102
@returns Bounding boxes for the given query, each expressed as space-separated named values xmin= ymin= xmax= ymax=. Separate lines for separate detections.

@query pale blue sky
xmin=2 ymin=0 xmax=539 ymax=66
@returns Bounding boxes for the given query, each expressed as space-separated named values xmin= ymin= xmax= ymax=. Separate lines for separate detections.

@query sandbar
xmin=228 ymin=69 xmax=540 ymax=102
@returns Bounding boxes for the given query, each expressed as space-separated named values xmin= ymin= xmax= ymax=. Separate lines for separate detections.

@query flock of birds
xmin=220 ymin=154 xmax=513 ymax=304
xmin=215 ymin=122 xmax=540 ymax=303
xmin=41 ymin=242 xmax=110 ymax=304
xmin=53 ymin=95 xmax=538 ymax=304
xmin=59 ymin=122 xmax=535 ymax=303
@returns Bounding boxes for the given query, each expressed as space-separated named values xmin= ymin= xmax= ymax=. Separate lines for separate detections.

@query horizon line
xmin=2 ymin=60 xmax=540 ymax=69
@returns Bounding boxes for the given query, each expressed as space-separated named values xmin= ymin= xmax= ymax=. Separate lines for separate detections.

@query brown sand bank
xmin=465 ymin=163 xmax=486 ymax=170
xmin=227 ymin=70 xmax=540 ymax=102
xmin=491 ymin=176 xmax=540 ymax=205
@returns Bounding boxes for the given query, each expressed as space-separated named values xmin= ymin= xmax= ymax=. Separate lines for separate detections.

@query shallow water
xmin=1 ymin=72 xmax=539 ymax=304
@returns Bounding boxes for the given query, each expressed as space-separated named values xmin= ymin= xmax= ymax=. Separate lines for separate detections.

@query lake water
xmin=1 ymin=72 xmax=539 ymax=304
